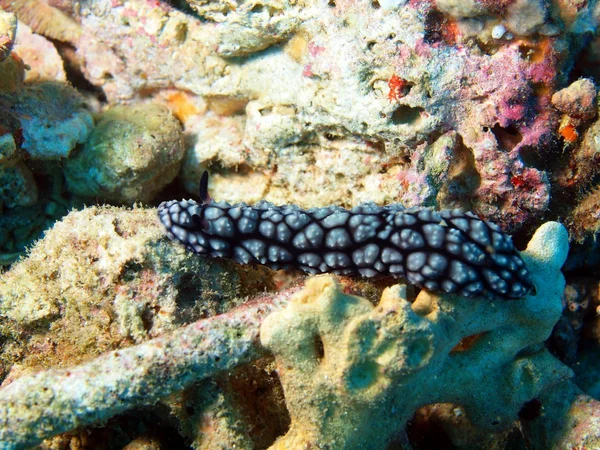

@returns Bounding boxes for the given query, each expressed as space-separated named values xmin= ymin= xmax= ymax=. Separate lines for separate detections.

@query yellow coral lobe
xmin=292 ymin=275 xmax=338 ymax=305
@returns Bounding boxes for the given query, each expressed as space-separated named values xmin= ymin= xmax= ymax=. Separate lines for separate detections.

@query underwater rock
xmin=0 ymin=205 xmax=273 ymax=383
xmin=186 ymin=0 xmax=302 ymax=56
xmin=63 ymin=104 xmax=185 ymax=204
xmin=504 ymin=0 xmax=549 ymax=36
xmin=552 ymin=78 xmax=597 ymax=120
xmin=0 ymin=0 xmax=82 ymax=44
xmin=12 ymin=22 xmax=67 ymax=83
xmin=435 ymin=0 xmax=490 ymax=18
xmin=0 ymin=31 xmax=82 ymax=256
xmin=0 ymin=161 xmax=37 ymax=208
xmin=178 ymin=378 xmax=257 ymax=449
xmin=521 ymin=380 xmax=600 ymax=449
xmin=72 ymin=0 xmax=208 ymax=102
xmin=33 ymin=0 xmax=600 ymax=230
xmin=0 ymin=82 xmax=93 ymax=160
xmin=552 ymin=78 xmax=598 ymax=146
xmin=568 ymin=185 xmax=600 ymax=243
xmin=261 ymin=222 xmax=571 ymax=448
xmin=0 ymin=187 xmax=78 ymax=267
xmin=555 ymin=108 xmax=600 ymax=241
xmin=0 ymin=10 xmax=16 ymax=62
xmin=180 ymin=111 xmax=248 ymax=192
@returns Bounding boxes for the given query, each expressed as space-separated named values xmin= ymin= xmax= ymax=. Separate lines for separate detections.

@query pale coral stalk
xmin=0 ymin=286 xmax=300 ymax=450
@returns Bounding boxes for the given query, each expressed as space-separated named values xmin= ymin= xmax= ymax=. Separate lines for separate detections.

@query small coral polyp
xmin=261 ymin=222 xmax=571 ymax=449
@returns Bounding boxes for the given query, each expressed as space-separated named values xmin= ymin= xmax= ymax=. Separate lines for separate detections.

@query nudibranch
xmin=158 ymin=172 xmax=534 ymax=300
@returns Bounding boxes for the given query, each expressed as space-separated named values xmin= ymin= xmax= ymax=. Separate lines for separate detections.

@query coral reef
xmin=0 ymin=0 xmax=599 ymax=447
xmin=15 ymin=0 xmax=599 ymax=231
xmin=0 ymin=219 xmax=583 ymax=449
xmin=63 ymin=104 xmax=185 ymax=204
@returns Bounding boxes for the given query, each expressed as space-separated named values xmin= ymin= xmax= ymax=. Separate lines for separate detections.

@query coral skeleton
xmin=0 ymin=286 xmax=300 ymax=449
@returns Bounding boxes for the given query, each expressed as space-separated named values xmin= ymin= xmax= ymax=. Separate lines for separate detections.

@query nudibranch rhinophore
xmin=158 ymin=172 xmax=534 ymax=300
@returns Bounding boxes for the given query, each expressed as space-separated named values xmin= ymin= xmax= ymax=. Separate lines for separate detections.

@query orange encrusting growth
xmin=166 ymin=92 xmax=200 ymax=123
xmin=559 ymin=123 xmax=578 ymax=143
xmin=388 ymin=74 xmax=408 ymax=102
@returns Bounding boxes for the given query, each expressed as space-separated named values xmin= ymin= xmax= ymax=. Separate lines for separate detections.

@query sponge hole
xmin=391 ymin=105 xmax=423 ymax=125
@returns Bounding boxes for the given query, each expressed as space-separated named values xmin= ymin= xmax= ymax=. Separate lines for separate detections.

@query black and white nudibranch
xmin=158 ymin=172 xmax=534 ymax=300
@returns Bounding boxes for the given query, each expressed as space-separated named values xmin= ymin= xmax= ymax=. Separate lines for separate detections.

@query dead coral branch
xmin=0 ymin=286 xmax=300 ymax=450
